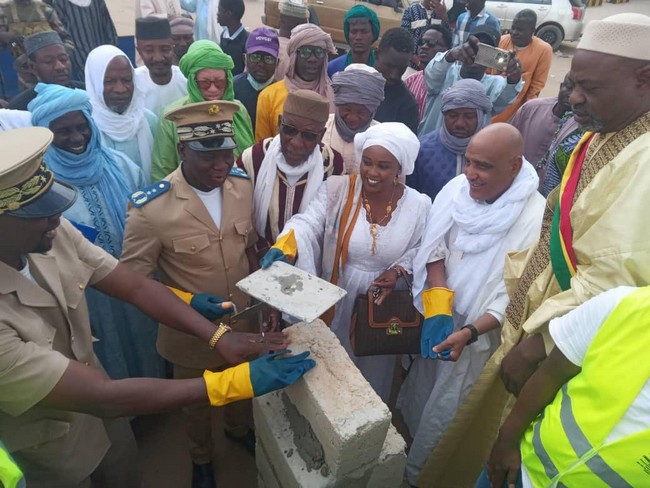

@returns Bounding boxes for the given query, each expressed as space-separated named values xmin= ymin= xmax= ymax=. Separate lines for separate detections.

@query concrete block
xmin=256 ymin=441 xmax=280 ymax=488
xmin=283 ymin=320 xmax=391 ymax=477
xmin=254 ymin=390 xmax=407 ymax=488
xmin=254 ymin=391 xmax=336 ymax=488
xmin=367 ymin=424 xmax=407 ymax=488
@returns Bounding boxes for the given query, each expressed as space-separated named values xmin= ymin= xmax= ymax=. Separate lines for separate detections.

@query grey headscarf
xmin=439 ymin=78 xmax=492 ymax=155
xmin=332 ymin=64 xmax=385 ymax=142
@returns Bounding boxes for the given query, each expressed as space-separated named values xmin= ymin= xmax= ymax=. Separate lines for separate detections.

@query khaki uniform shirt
xmin=0 ymin=219 xmax=118 ymax=485
xmin=122 ymin=167 xmax=257 ymax=370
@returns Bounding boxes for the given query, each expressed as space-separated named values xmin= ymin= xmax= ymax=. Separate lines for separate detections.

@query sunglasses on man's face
xmin=296 ymin=46 xmax=326 ymax=59
xmin=418 ymin=39 xmax=441 ymax=49
xmin=280 ymin=122 xmax=321 ymax=142
xmin=247 ymin=53 xmax=277 ymax=65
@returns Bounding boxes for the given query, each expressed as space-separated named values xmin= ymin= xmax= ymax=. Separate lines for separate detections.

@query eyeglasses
xmin=418 ymin=39 xmax=441 ymax=48
xmin=195 ymin=78 xmax=228 ymax=90
xmin=247 ymin=53 xmax=277 ymax=65
xmin=296 ymin=46 xmax=326 ymax=59
xmin=280 ymin=122 xmax=321 ymax=142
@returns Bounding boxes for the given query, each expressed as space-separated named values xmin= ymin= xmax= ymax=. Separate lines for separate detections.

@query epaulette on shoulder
xmin=228 ymin=167 xmax=250 ymax=179
xmin=129 ymin=181 xmax=170 ymax=208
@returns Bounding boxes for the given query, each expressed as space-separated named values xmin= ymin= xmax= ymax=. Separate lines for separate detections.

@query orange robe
xmin=492 ymin=35 xmax=552 ymax=123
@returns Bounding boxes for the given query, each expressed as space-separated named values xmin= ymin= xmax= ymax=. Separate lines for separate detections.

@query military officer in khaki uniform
xmin=0 ymin=126 xmax=306 ymax=487
xmin=122 ymin=100 xmax=259 ymax=487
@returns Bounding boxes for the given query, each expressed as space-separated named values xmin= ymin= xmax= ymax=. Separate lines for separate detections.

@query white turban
xmin=354 ymin=122 xmax=420 ymax=175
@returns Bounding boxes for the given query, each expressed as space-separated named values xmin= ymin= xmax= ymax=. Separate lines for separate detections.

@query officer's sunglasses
xmin=296 ymin=46 xmax=326 ymax=59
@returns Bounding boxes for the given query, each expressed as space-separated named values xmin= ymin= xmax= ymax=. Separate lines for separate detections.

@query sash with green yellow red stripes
xmin=549 ymin=133 xmax=595 ymax=291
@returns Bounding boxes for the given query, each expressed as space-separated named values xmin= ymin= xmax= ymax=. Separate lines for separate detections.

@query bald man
xmin=399 ymin=123 xmax=545 ymax=485
xmin=418 ymin=14 xmax=650 ymax=487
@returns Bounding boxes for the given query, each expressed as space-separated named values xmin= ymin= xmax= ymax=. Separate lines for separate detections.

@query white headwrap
xmin=84 ymin=45 xmax=154 ymax=181
xmin=254 ymin=135 xmax=324 ymax=237
xmin=413 ymin=160 xmax=539 ymax=315
xmin=0 ymin=109 xmax=32 ymax=131
xmin=353 ymin=122 xmax=419 ymax=175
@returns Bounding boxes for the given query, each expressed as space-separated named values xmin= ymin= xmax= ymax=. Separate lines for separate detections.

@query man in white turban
xmin=417 ymin=13 xmax=650 ymax=488
xmin=85 ymin=45 xmax=157 ymax=182
xmin=398 ymin=123 xmax=544 ymax=486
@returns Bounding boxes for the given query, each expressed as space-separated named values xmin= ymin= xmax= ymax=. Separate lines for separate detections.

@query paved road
xmin=107 ymin=0 xmax=650 ymax=97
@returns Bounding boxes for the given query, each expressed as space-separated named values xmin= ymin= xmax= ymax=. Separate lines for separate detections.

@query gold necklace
xmin=363 ymin=184 xmax=396 ymax=255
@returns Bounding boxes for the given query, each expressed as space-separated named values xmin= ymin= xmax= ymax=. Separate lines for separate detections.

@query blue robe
xmin=407 ymin=130 xmax=461 ymax=202
xmin=64 ymin=150 xmax=166 ymax=379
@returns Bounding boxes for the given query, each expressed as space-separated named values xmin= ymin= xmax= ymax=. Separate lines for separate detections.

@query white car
xmin=485 ymin=0 xmax=585 ymax=49
xmin=423 ymin=0 xmax=586 ymax=50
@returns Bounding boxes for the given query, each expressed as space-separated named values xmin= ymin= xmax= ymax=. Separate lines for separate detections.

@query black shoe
xmin=224 ymin=428 xmax=256 ymax=456
xmin=192 ymin=462 xmax=216 ymax=488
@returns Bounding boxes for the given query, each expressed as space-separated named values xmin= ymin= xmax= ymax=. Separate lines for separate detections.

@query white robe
xmin=282 ymin=176 xmax=431 ymax=402
xmin=398 ymin=175 xmax=545 ymax=485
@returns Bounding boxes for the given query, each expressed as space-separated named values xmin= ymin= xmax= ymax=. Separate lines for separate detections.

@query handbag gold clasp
xmin=386 ymin=322 xmax=403 ymax=335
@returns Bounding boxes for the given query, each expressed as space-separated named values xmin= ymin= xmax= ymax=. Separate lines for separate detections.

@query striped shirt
xmin=404 ymin=70 xmax=427 ymax=123
xmin=49 ymin=0 xmax=118 ymax=80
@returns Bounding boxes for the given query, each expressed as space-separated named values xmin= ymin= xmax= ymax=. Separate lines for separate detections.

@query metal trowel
xmin=236 ymin=261 xmax=347 ymax=323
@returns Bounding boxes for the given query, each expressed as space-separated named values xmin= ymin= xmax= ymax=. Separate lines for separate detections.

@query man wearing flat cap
xmin=0 ymin=0 xmax=74 ymax=89
xmin=134 ymin=16 xmax=188 ymax=117
xmin=237 ymin=89 xmax=344 ymax=258
xmin=122 ymin=100 xmax=262 ymax=487
xmin=170 ymin=15 xmax=194 ymax=64
xmin=0 ymin=126 xmax=310 ymax=487
xmin=8 ymin=31 xmax=83 ymax=110
xmin=414 ymin=13 xmax=650 ymax=487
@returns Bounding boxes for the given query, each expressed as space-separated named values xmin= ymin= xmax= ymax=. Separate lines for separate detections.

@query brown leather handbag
xmin=350 ymin=267 xmax=422 ymax=356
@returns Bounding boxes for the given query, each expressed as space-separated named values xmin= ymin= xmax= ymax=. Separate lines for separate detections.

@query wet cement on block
xmin=281 ymin=392 xmax=326 ymax=474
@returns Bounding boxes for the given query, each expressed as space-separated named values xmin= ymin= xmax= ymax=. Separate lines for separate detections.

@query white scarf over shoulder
xmin=84 ymin=45 xmax=154 ymax=180
xmin=254 ymin=135 xmax=324 ymax=237
xmin=413 ymin=160 xmax=540 ymax=317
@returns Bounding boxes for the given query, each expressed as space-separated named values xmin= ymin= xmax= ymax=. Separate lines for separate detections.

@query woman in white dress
xmin=261 ymin=122 xmax=431 ymax=401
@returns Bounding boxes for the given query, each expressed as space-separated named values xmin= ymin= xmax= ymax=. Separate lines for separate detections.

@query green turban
xmin=151 ymin=40 xmax=254 ymax=181
xmin=179 ymin=40 xmax=236 ymax=103
xmin=344 ymin=5 xmax=380 ymax=44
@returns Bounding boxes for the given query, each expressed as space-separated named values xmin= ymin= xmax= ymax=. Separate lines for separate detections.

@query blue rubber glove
xmin=260 ymin=230 xmax=298 ymax=269
xmin=420 ymin=287 xmax=455 ymax=359
xmin=259 ymin=248 xmax=289 ymax=269
xmin=190 ymin=293 xmax=232 ymax=321
xmin=249 ymin=350 xmax=316 ymax=396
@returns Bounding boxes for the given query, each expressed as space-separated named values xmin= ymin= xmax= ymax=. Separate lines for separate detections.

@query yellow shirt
xmin=255 ymin=79 xmax=289 ymax=142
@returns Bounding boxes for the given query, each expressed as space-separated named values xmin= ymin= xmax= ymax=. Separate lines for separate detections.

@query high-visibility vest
xmin=0 ymin=441 xmax=25 ymax=488
xmin=520 ymin=287 xmax=650 ymax=488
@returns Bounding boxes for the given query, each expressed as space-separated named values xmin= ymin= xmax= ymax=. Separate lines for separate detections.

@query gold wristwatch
xmin=208 ymin=323 xmax=232 ymax=349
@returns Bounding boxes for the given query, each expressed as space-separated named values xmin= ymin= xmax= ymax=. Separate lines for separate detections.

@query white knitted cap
xmin=578 ymin=13 xmax=650 ymax=61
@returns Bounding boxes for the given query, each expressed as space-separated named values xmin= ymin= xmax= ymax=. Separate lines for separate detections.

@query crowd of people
xmin=0 ymin=0 xmax=649 ymax=487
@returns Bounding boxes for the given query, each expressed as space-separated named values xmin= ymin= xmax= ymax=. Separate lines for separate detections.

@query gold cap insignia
xmin=208 ymin=104 xmax=220 ymax=115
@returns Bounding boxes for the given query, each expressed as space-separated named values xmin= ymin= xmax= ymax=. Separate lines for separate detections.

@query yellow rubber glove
xmin=259 ymin=229 xmax=298 ymax=268
xmin=421 ymin=287 xmax=455 ymax=359
xmin=203 ymin=350 xmax=316 ymax=406
xmin=203 ymin=363 xmax=254 ymax=406
xmin=168 ymin=286 xmax=193 ymax=304
xmin=167 ymin=286 xmax=233 ymax=321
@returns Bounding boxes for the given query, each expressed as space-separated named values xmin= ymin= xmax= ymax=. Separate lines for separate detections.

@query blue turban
xmin=29 ymin=83 xmax=131 ymax=247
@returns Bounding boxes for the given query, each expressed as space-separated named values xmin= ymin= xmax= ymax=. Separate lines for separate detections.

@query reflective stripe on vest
xmin=521 ymin=287 xmax=650 ymax=487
